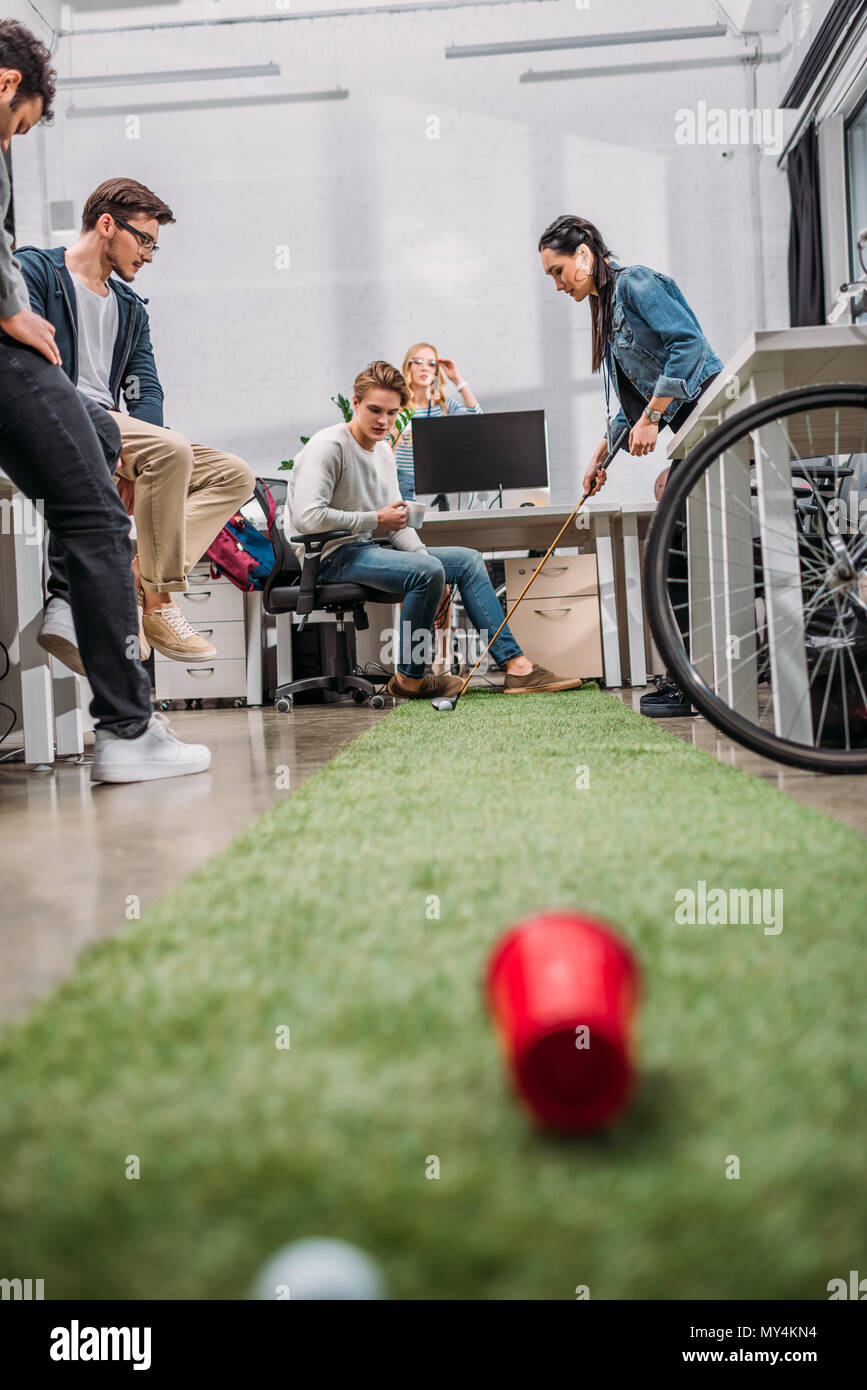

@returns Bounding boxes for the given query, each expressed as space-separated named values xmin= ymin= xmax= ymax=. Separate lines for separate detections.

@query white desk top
xmin=418 ymin=500 xmax=654 ymax=526
xmin=668 ymin=324 xmax=867 ymax=460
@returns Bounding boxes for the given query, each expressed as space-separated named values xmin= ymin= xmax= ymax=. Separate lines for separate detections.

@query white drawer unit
xmin=505 ymin=553 xmax=598 ymax=602
xmin=174 ymin=575 xmax=244 ymax=623
xmin=155 ymin=658 xmax=248 ymax=701
xmin=504 ymin=553 xmax=603 ymax=679
xmin=153 ymin=566 xmax=253 ymax=707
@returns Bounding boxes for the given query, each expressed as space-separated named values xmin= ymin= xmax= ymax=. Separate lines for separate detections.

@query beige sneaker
xmin=142 ymin=603 xmax=217 ymax=662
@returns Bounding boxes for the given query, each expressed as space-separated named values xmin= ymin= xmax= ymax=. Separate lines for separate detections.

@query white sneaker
xmin=91 ymin=712 xmax=211 ymax=784
xmin=37 ymin=597 xmax=85 ymax=676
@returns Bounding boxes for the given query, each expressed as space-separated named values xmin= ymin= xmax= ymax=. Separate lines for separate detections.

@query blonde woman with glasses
xmin=393 ymin=343 xmax=482 ymax=502
xmin=392 ymin=344 xmax=483 ymax=670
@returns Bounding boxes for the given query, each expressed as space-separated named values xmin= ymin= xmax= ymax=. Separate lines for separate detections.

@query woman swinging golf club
xmin=538 ymin=215 xmax=723 ymax=718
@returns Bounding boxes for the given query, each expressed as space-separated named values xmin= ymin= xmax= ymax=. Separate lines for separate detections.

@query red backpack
xmin=206 ymin=479 xmax=277 ymax=591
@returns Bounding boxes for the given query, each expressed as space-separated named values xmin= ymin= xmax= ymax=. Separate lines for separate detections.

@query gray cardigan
xmin=0 ymin=153 xmax=29 ymax=320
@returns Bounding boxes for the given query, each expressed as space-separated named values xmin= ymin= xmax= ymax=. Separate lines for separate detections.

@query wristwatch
xmin=643 ymin=405 xmax=663 ymax=424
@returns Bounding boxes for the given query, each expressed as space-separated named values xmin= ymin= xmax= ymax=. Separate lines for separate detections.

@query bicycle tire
xmin=644 ymin=381 xmax=867 ymax=773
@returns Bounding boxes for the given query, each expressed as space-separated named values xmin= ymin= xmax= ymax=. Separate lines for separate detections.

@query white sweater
xmin=285 ymin=422 xmax=426 ymax=567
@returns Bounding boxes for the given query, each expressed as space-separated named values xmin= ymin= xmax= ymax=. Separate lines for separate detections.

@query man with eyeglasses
xmin=16 ymin=177 xmax=253 ymax=667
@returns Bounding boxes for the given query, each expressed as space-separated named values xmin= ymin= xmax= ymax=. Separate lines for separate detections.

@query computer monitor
xmin=411 ymin=409 xmax=549 ymax=496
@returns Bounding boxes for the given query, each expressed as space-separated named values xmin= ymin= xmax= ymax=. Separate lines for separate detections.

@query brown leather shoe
xmin=387 ymin=672 xmax=464 ymax=701
xmin=503 ymin=663 xmax=584 ymax=694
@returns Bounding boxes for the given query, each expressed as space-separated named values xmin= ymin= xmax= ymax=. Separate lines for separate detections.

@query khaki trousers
xmin=110 ymin=413 xmax=254 ymax=593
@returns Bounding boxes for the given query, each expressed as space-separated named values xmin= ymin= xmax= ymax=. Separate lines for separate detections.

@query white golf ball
xmin=250 ymin=1238 xmax=386 ymax=1301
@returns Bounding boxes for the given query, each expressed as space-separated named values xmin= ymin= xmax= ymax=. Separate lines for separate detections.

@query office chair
xmin=258 ymin=482 xmax=404 ymax=711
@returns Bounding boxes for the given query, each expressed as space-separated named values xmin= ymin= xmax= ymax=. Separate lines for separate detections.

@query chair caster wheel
xmin=233 ymin=698 xmax=246 ymax=708
xmin=369 ymin=693 xmax=386 ymax=710
xmin=159 ymin=700 xmax=171 ymax=711
xmin=275 ymin=696 xmax=293 ymax=713
xmin=352 ymin=689 xmax=367 ymax=704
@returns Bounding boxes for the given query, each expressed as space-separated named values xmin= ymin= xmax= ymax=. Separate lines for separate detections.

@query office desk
xmin=666 ymin=325 xmax=867 ymax=741
xmin=0 ymin=476 xmax=60 ymax=765
xmin=418 ymin=502 xmax=656 ymax=686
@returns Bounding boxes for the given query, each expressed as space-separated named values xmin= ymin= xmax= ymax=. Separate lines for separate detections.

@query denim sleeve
xmin=607 ymin=406 xmax=631 ymax=453
xmin=622 ymin=267 xmax=708 ymax=401
xmin=123 ymin=309 xmax=165 ymax=426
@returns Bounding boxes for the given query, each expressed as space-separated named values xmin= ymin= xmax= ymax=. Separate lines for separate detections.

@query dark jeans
xmin=46 ymin=393 xmax=122 ymax=604
xmin=0 ymin=340 xmax=152 ymax=736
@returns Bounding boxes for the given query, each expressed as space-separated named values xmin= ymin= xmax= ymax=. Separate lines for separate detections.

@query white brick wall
xmin=28 ymin=0 xmax=792 ymax=503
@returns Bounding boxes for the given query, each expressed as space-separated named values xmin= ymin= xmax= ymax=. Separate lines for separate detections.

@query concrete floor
xmin=0 ymin=703 xmax=389 ymax=1025
xmin=1 ymin=688 xmax=863 ymax=1025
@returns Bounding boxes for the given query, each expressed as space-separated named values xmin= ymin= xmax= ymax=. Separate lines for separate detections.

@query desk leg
xmin=276 ymin=613 xmax=293 ymax=689
xmin=688 ymin=475 xmax=715 ymax=688
xmin=748 ymin=375 xmax=812 ymax=745
xmin=621 ymin=513 xmax=646 ymax=687
xmin=53 ymin=663 xmax=85 ymax=757
xmin=14 ymin=507 xmax=54 ymax=766
xmin=594 ymin=515 xmax=621 ymax=687
xmin=719 ymin=439 xmax=758 ymax=721
xmin=245 ymin=591 xmax=263 ymax=706
xmin=706 ymin=458 xmax=729 ymax=695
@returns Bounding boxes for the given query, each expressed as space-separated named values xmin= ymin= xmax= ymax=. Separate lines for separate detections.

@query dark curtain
xmin=787 ymin=123 xmax=825 ymax=327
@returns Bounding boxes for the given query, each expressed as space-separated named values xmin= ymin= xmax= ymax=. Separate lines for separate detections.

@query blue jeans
xmin=318 ymin=541 xmax=522 ymax=679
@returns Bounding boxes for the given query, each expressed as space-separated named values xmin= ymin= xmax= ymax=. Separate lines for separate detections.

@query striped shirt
xmin=393 ymin=395 xmax=483 ymax=500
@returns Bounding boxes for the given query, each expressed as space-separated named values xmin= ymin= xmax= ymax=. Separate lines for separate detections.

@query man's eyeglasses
xmin=408 ymin=357 xmax=437 ymax=369
xmin=113 ymin=216 xmax=159 ymax=257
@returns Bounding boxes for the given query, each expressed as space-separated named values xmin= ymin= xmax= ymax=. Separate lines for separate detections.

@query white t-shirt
xmin=72 ymin=275 xmax=118 ymax=409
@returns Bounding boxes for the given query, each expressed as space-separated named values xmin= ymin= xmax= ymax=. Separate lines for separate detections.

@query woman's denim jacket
xmin=604 ymin=260 xmax=723 ymax=447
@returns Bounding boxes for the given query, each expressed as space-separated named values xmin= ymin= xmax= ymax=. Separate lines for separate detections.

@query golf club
xmin=431 ymin=427 xmax=629 ymax=710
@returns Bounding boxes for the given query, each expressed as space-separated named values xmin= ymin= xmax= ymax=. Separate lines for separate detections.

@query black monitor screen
xmin=411 ymin=409 xmax=549 ymax=494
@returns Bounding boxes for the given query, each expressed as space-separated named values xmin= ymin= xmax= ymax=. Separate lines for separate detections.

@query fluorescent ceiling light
xmin=521 ymin=53 xmax=752 ymax=83
xmin=446 ymin=25 xmax=729 ymax=59
xmin=57 ymin=63 xmax=280 ymax=89
xmin=68 ymin=89 xmax=348 ymax=118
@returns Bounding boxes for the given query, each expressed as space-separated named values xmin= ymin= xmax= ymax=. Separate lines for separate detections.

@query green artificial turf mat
xmin=1 ymin=686 xmax=865 ymax=1300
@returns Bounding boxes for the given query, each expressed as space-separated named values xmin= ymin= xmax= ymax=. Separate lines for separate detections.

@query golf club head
xmin=431 ymin=696 xmax=457 ymax=711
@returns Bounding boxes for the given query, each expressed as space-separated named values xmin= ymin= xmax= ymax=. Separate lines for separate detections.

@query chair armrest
xmin=290 ymin=529 xmax=352 ymax=550
xmin=292 ymin=531 xmax=354 ymax=619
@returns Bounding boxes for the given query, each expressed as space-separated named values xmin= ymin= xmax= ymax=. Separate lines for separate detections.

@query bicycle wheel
xmin=645 ymin=382 xmax=867 ymax=773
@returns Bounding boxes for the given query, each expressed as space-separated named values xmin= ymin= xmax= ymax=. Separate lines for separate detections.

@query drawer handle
xmin=534 ymin=608 xmax=571 ymax=619
xmin=520 ymin=564 xmax=568 ymax=576
xmin=199 ymin=629 xmax=214 ymax=637
xmin=183 ymin=591 xmax=212 ymax=601
xmin=186 ymin=666 xmax=216 ymax=676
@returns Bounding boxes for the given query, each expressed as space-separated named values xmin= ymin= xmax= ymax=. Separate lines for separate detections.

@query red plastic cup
xmin=485 ymin=911 xmax=641 ymax=1132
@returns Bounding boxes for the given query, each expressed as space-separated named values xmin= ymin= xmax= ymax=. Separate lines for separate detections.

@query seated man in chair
xmin=18 ymin=177 xmax=254 ymax=670
xmin=286 ymin=360 xmax=585 ymax=700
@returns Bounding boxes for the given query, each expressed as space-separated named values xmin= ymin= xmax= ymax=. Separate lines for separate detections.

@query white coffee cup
xmin=405 ymin=501 xmax=426 ymax=529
